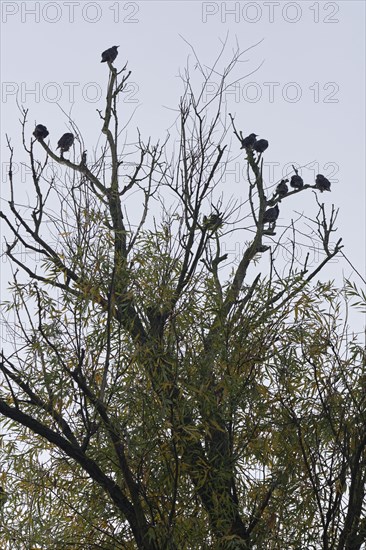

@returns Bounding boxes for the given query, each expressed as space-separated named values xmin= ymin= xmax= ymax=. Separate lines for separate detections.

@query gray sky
xmin=1 ymin=1 xmax=365 ymax=324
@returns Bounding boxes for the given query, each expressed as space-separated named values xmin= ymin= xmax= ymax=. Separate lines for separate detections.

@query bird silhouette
xmin=33 ymin=124 xmax=49 ymax=141
xmin=253 ymin=139 xmax=269 ymax=153
xmin=203 ymin=212 xmax=223 ymax=232
xmin=241 ymin=133 xmax=257 ymax=149
xmin=276 ymin=179 xmax=289 ymax=197
xmin=57 ymin=133 xmax=74 ymax=153
xmin=290 ymin=166 xmax=304 ymax=190
xmin=290 ymin=174 xmax=304 ymax=190
xmin=315 ymin=174 xmax=331 ymax=192
xmin=101 ymin=46 xmax=119 ymax=63
xmin=263 ymin=204 xmax=279 ymax=224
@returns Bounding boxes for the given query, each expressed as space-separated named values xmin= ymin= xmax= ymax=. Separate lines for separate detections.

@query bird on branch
xmin=240 ymin=133 xmax=257 ymax=149
xmin=203 ymin=212 xmax=224 ymax=233
xmin=290 ymin=166 xmax=304 ymax=190
xmin=57 ymin=133 xmax=74 ymax=154
xmin=101 ymin=46 xmax=119 ymax=63
xmin=33 ymin=124 xmax=49 ymax=141
xmin=276 ymin=179 xmax=289 ymax=198
xmin=253 ymin=138 xmax=269 ymax=153
xmin=263 ymin=204 xmax=279 ymax=225
xmin=315 ymin=174 xmax=331 ymax=192
xmin=290 ymin=174 xmax=304 ymax=189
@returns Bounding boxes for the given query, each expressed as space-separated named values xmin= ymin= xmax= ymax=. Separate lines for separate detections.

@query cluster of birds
xmin=33 ymin=125 xmax=75 ymax=155
xmin=241 ymin=132 xmax=269 ymax=154
xmin=274 ymin=172 xmax=331 ymax=196
xmin=31 ymin=47 xmax=120 ymax=154
xmin=33 ymin=69 xmax=331 ymax=236
xmin=240 ymin=133 xmax=332 ymax=228
xmin=263 ymin=170 xmax=331 ymax=227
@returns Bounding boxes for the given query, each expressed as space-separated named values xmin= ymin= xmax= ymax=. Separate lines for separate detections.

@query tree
xmin=1 ymin=45 xmax=365 ymax=549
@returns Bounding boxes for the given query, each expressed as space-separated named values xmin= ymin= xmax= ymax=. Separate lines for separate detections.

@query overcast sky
xmin=1 ymin=1 xmax=365 ymax=334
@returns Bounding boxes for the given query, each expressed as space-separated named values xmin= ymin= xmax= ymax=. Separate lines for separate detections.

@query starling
xmin=241 ymin=133 xmax=257 ymax=149
xmin=203 ymin=212 xmax=223 ymax=232
xmin=101 ymin=45 xmax=119 ymax=63
xmin=57 ymin=133 xmax=74 ymax=153
xmin=315 ymin=174 xmax=331 ymax=192
xmin=263 ymin=204 xmax=279 ymax=224
xmin=276 ymin=179 xmax=289 ymax=197
xmin=290 ymin=174 xmax=304 ymax=190
xmin=253 ymin=139 xmax=269 ymax=153
xmin=33 ymin=124 xmax=49 ymax=141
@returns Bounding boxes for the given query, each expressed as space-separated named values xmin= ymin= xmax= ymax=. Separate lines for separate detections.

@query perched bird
xmin=57 ymin=133 xmax=74 ymax=153
xmin=253 ymin=139 xmax=269 ymax=153
xmin=241 ymin=133 xmax=257 ymax=149
xmin=101 ymin=45 xmax=119 ymax=63
xmin=276 ymin=179 xmax=289 ymax=198
xmin=290 ymin=166 xmax=304 ymax=190
xmin=315 ymin=174 xmax=331 ymax=192
xmin=33 ymin=124 xmax=49 ymax=141
xmin=203 ymin=212 xmax=223 ymax=232
xmin=290 ymin=174 xmax=304 ymax=190
xmin=263 ymin=204 xmax=279 ymax=224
